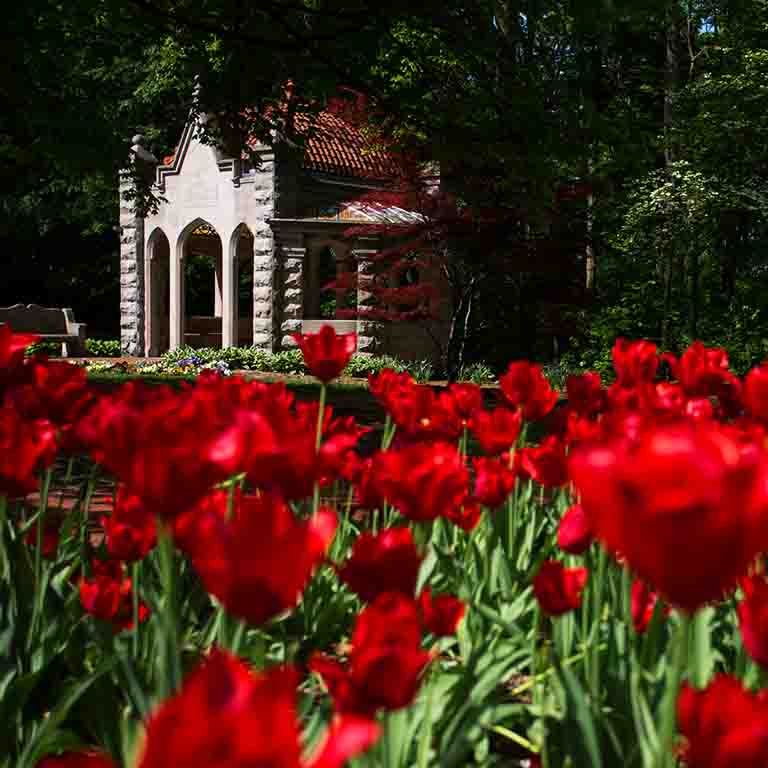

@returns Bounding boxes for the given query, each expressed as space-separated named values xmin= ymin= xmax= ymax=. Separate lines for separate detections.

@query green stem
xmin=312 ymin=383 xmax=327 ymax=516
xmin=34 ymin=468 xmax=53 ymax=592
xmin=655 ymin=613 xmax=690 ymax=768
xmin=81 ymin=463 xmax=98 ymax=577
xmin=589 ymin=546 xmax=607 ymax=702
xmin=0 ymin=494 xmax=7 ymax=580
xmin=158 ymin=526 xmax=182 ymax=695
xmin=132 ymin=561 xmax=140 ymax=657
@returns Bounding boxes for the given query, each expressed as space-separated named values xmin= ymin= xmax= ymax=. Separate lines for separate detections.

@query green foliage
xmin=456 ymin=362 xmax=496 ymax=385
xmin=158 ymin=346 xmax=446 ymax=382
xmin=84 ymin=339 xmax=121 ymax=358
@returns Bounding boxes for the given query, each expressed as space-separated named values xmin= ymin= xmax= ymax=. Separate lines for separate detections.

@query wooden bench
xmin=0 ymin=304 xmax=87 ymax=357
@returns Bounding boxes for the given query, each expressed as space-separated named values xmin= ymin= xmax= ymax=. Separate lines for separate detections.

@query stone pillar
xmin=251 ymin=146 xmax=277 ymax=350
xmin=169 ymin=250 xmax=185 ymax=350
xmin=354 ymin=246 xmax=382 ymax=354
xmin=278 ymin=231 xmax=306 ymax=348
xmin=222 ymin=249 xmax=237 ymax=348
xmin=214 ymin=251 xmax=223 ymax=318
xmin=119 ymin=136 xmax=156 ymax=356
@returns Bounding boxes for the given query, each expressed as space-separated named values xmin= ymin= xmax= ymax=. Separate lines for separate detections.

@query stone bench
xmin=0 ymin=304 xmax=87 ymax=357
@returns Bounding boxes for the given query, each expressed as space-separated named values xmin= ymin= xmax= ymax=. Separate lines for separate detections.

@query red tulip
xmin=499 ymin=361 xmax=558 ymax=421
xmin=744 ymin=364 xmax=768 ymax=424
xmin=352 ymin=458 xmax=387 ymax=511
xmin=10 ymin=358 xmax=92 ymax=428
xmin=566 ymin=372 xmax=605 ymax=417
xmin=557 ymin=504 xmax=592 ymax=555
xmin=102 ymin=486 xmax=156 ymax=562
xmin=533 ymin=560 xmax=588 ymax=616
xmin=737 ymin=571 xmax=768 ymax=667
xmin=448 ymin=382 xmax=484 ymax=420
xmin=570 ymin=422 xmax=768 ymax=612
xmin=473 ymin=456 xmax=516 ymax=508
xmin=444 ymin=499 xmax=482 ymax=531
xmin=138 ymin=649 xmax=379 ymax=768
xmin=311 ymin=592 xmax=431 ymax=717
xmin=677 ymin=675 xmax=768 ymax=768
xmin=612 ymin=338 xmax=658 ymax=388
xmin=631 ymin=579 xmax=669 ymax=634
xmin=418 ymin=587 xmax=465 ymax=636
xmin=0 ymin=324 xmax=37 ymax=392
xmin=520 ymin=435 xmax=569 ymax=487
xmin=471 ymin=407 xmax=522 ymax=456
xmin=666 ymin=341 xmax=738 ymax=400
xmin=386 ymin=384 xmax=461 ymax=441
xmin=79 ymin=559 xmax=149 ymax=632
xmin=37 ymin=752 xmax=115 ymax=768
xmin=292 ymin=325 xmax=356 ymax=383
xmin=368 ymin=369 xmax=415 ymax=414
xmin=372 ymin=442 xmax=469 ymax=522
xmin=80 ymin=385 xmax=235 ymax=519
xmin=184 ymin=492 xmax=336 ymax=626
xmin=338 ymin=527 xmax=422 ymax=602
xmin=24 ymin=517 xmax=61 ymax=560
xmin=0 ymin=407 xmax=56 ymax=499
xmin=213 ymin=407 xmax=321 ymax=502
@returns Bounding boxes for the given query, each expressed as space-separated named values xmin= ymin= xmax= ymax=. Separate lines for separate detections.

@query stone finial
xmin=130 ymin=135 xmax=158 ymax=166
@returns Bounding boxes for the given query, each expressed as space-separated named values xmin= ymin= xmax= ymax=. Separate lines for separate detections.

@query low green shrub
xmin=25 ymin=340 xmax=62 ymax=357
xmin=457 ymin=362 xmax=496 ymax=385
xmin=85 ymin=338 xmax=121 ymax=357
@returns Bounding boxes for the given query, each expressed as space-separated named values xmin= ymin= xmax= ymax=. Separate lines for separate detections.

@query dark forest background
xmin=4 ymin=0 xmax=768 ymax=374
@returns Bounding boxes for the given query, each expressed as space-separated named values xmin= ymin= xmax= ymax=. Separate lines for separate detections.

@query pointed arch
xmin=145 ymin=227 xmax=171 ymax=355
xmin=170 ymin=218 xmax=224 ymax=349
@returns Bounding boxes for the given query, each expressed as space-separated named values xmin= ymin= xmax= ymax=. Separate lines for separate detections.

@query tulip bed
xmin=3 ymin=323 xmax=768 ymax=768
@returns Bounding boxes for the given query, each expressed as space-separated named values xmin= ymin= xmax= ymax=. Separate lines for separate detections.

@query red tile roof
xmin=292 ymin=110 xmax=401 ymax=180
xmin=164 ymin=108 xmax=401 ymax=182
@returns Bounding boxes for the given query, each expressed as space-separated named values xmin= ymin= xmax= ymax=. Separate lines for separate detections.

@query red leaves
xmin=292 ymin=325 xmax=356 ymax=383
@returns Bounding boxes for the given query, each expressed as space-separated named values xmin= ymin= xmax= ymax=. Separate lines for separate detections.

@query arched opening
xmin=233 ymin=224 xmax=254 ymax=346
xmin=145 ymin=228 xmax=170 ymax=356
xmin=181 ymin=220 xmax=223 ymax=348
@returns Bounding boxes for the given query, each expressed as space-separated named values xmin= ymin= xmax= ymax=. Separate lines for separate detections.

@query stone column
xmin=250 ymin=146 xmax=276 ymax=350
xmin=222 ymin=249 xmax=238 ymax=348
xmin=214 ymin=251 xmax=223 ymax=318
xmin=119 ymin=136 xmax=156 ymax=356
xmin=169 ymin=249 xmax=185 ymax=350
xmin=252 ymin=235 xmax=274 ymax=349
xmin=278 ymin=231 xmax=306 ymax=348
xmin=354 ymin=246 xmax=382 ymax=354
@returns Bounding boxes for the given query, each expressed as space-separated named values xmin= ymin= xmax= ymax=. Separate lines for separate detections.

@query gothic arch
xmin=145 ymin=227 xmax=171 ymax=355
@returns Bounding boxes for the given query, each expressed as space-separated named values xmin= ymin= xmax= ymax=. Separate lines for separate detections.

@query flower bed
xmin=3 ymin=324 xmax=768 ymax=767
